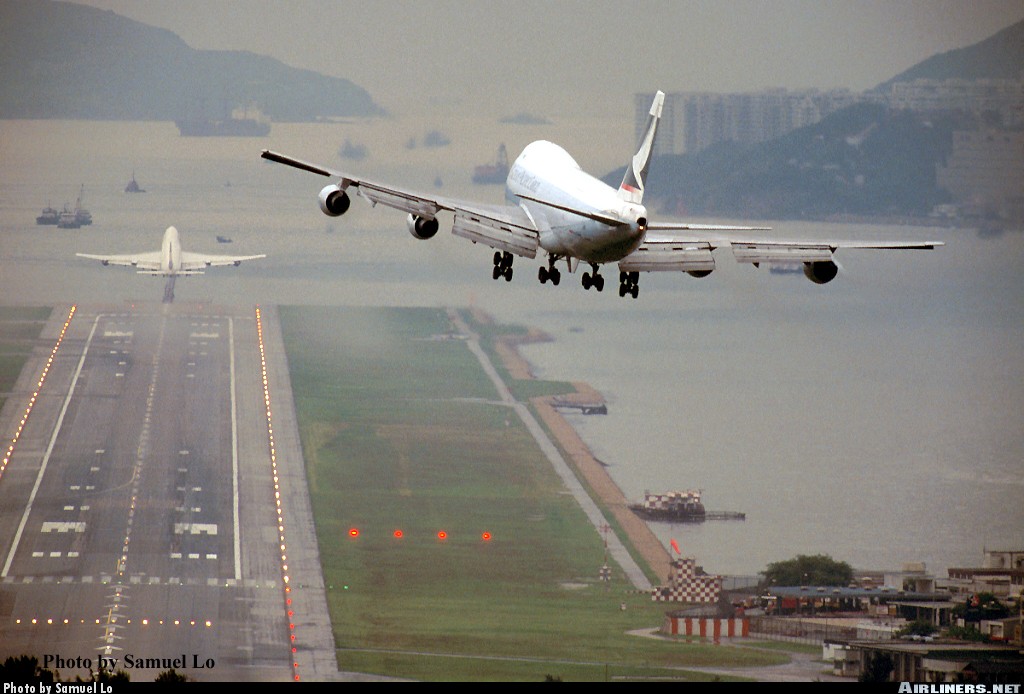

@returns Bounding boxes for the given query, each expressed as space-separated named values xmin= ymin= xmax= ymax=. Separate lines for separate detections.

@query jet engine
xmin=318 ymin=184 xmax=351 ymax=217
xmin=803 ymin=260 xmax=839 ymax=284
xmin=406 ymin=214 xmax=439 ymax=240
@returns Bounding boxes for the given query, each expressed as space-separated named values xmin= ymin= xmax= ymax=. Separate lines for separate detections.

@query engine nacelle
xmin=803 ymin=260 xmax=839 ymax=284
xmin=406 ymin=214 xmax=439 ymax=240
xmin=687 ymin=270 xmax=713 ymax=279
xmin=318 ymin=184 xmax=351 ymax=217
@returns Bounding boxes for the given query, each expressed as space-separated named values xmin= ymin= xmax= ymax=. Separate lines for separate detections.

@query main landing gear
xmin=538 ymin=258 xmax=561 ymax=285
xmin=618 ymin=271 xmax=640 ymax=299
xmin=581 ymin=264 xmax=605 ymax=292
xmin=492 ymin=251 xmax=513 ymax=281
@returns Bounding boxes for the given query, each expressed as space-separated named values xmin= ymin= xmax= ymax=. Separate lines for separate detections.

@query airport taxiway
xmin=0 ymin=302 xmax=335 ymax=682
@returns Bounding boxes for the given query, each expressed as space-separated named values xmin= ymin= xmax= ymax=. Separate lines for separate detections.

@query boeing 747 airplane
xmin=76 ymin=225 xmax=266 ymax=276
xmin=260 ymin=91 xmax=941 ymax=298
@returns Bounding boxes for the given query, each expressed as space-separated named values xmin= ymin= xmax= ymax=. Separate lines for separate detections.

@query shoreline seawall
xmin=471 ymin=308 xmax=673 ymax=584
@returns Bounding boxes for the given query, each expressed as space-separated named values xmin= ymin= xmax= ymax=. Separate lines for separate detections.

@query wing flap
xmin=356 ymin=184 xmax=441 ymax=218
xmin=75 ymin=252 xmax=163 ymax=270
xmin=731 ymin=242 xmax=834 ymax=265
xmin=619 ymin=241 xmax=715 ymax=273
xmin=451 ymin=212 xmax=539 ymax=258
xmin=179 ymin=252 xmax=266 ymax=270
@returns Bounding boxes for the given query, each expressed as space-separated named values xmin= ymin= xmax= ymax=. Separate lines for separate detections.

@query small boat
xmin=125 ymin=172 xmax=145 ymax=193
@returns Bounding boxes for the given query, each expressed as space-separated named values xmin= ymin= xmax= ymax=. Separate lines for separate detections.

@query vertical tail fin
xmin=618 ymin=90 xmax=664 ymax=204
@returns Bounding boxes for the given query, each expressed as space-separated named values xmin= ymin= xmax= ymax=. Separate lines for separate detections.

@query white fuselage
xmin=505 ymin=141 xmax=648 ymax=263
xmin=161 ymin=225 xmax=183 ymax=274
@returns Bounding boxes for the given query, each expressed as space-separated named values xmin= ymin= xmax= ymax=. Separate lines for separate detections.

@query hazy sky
xmin=72 ymin=0 xmax=1024 ymax=118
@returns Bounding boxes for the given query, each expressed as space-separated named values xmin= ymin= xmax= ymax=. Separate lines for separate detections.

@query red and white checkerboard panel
xmin=652 ymin=558 xmax=722 ymax=603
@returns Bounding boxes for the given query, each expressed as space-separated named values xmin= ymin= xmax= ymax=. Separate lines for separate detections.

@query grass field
xmin=0 ymin=307 xmax=51 ymax=413
xmin=279 ymin=306 xmax=790 ymax=681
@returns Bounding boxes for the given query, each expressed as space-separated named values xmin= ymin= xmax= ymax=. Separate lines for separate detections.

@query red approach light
xmin=393 ymin=529 xmax=403 ymax=539
xmin=437 ymin=531 xmax=447 ymax=540
xmin=481 ymin=532 xmax=492 ymax=541
xmin=348 ymin=528 xmax=360 ymax=538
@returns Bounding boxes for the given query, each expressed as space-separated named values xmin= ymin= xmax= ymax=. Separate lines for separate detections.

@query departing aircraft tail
xmin=618 ymin=90 xmax=664 ymax=204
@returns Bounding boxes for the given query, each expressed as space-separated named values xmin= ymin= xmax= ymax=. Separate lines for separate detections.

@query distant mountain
xmin=621 ymin=103 xmax=974 ymax=219
xmin=0 ymin=0 xmax=384 ymax=121
xmin=606 ymin=18 xmax=1023 ymax=220
xmin=875 ymin=19 xmax=1024 ymax=90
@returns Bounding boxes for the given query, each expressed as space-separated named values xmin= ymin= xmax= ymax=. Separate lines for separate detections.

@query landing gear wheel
xmin=619 ymin=270 xmax=640 ymax=298
xmin=540 ymin=260 xmax=562 ymax=287
xmin=492 ymin=251 xmax=514 ymax=282
xmin=582 ymin=265 xmax=604 ymax=292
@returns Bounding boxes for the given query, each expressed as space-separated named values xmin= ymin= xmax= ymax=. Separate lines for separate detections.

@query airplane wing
xmin=75 ymin=251 xmax=163 ymax=271
xmin=620 ymin=225 xmax=943 ymax=278
xmin=261 ymin=150 xmax=540 ymax=258
xmin=179 ymin=251 xmax=267 ymax=271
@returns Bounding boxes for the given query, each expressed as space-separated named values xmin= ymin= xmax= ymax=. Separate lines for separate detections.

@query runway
xmin=0 ymin=302 xmax=336 ymax=682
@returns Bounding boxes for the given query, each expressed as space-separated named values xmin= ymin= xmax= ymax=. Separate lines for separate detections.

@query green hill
xmin=0 ymin=0 xmax=384 ymax=121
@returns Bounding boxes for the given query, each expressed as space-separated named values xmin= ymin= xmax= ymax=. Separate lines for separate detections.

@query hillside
xmin=606 ymin=17 xmax=1023 ymax=221
xmin=876 ymin=18 xmax=1024 ymax=90
xmin=0 ymin=0 xmax=384 ymax=121
xmin=627 ymin=104 xmax=976 ymax=220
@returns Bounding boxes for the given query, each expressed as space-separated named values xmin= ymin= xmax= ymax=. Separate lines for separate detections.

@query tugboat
xmin=36 ymin=204 xmax=60 ymax=225
xmin=125 ymin=172 xmax=145 ymax=193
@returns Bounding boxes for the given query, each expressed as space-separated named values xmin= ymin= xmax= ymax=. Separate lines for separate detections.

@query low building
xmin=839 ymin=640 xmax=1024 ymax=683
xmin=944 ymin=549 xmax=1024 ymax=598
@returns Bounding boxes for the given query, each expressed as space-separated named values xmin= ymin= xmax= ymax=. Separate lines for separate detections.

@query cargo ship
xmin=472 ymin=143 xmax=509 ymax=184
xmin=629 ymin=490 xmax=745 ymax=523
xmin=176 ymin=104 xmax=270 ymax=137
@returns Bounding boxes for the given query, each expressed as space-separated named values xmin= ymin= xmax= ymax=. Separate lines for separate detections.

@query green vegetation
xmin=762 ymin=554 xmax=854 ymax=588
xmin=0 ymin=307 xmax=51 ymax=413
xmin=280 ymin=306 xmax=788 ymax=681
